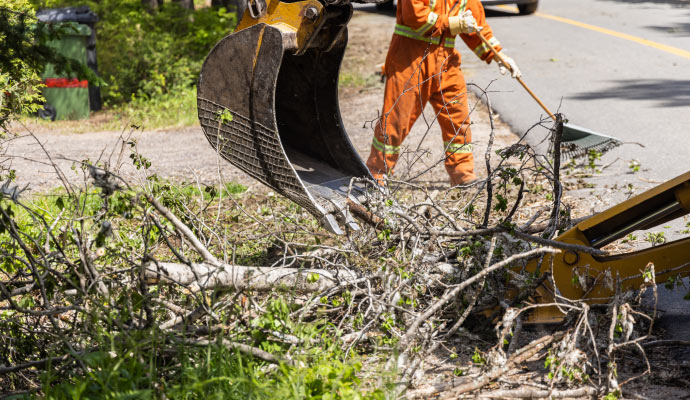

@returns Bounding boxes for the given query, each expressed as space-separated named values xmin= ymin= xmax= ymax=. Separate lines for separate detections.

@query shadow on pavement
xmin=647 ymin=22 xmax=690 ymax=36
xmin=570 ymin=79 xmax=690 ymax=108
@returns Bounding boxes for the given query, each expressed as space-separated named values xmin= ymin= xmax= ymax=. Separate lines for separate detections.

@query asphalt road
xmin=461 ymin=0 xmax=690 ymax=186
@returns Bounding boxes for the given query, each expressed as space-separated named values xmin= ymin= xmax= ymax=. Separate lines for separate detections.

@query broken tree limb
xmin=347 ymin=198 xmax=385 ymax=227
xmin=184 ymin=338 xmax=293 ymax=366
xmin=407 ymin=332 xmax=564 ymax=399
xmin=478 ymin=387 xmax=599 ymax=398
xmin=443 ymin=332 xmax=563 ymax=398
xmin=144 ymin=262 xmax=358 ymax=292
xmin=146 ymin=194 xmax=220 ymax=266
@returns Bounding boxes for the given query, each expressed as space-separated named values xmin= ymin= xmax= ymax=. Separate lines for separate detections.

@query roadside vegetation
xmin=3 ymin=0 xmax=238 ymax=131
xmin=2 ymin=118 xmax=683 ymax=398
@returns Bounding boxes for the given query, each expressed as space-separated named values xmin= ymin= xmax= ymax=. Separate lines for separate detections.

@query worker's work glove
xmin=448 ymin=10 xmax=478 ymax=35
xmin=495 ymin=51 xmax=522 ymax=78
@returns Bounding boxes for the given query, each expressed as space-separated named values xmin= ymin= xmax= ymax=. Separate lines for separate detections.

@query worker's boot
xmin=449 ymin=172 xmax=479 ymax=187
xmin=446 ymin=157 xmax=477 ymax=186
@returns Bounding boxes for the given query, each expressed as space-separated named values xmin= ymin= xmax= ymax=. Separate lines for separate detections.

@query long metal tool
xmin=475 ymin=30 xmax=623 ymax=159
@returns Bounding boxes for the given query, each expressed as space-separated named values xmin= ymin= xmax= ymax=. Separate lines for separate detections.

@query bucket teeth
xmin=328 ymin=198 xmax=361 ymax=232
xmin=197 ymin=10 xmax=374 ymax=235
xmin=321 ymin=214 xmax=345 ymax=235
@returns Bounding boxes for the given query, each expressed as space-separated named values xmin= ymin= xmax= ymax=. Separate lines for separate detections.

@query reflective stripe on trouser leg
xmin=428 ymin=62 xmax=476 ymax=184
xmin=366 ymin=53 xmax=430 ymax=179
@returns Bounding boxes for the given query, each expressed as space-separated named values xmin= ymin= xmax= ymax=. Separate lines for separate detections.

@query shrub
xmin=31 ymin=0 xmax=237 ymax=106
xmin=1 ymin=0 xmax=94 ymax=130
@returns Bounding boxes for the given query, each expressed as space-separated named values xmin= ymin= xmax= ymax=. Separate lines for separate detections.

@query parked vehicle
xmin=376 ymin=0 xmax=538 ymax=15
xmin=481 ymin=0 xmax=538 ymax=15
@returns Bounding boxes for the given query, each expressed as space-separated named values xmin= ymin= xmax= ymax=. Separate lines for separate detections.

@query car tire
xmin=517 ymin=1 xmax=538 ymax=15
xmin=375 ymin=0 xmax=395 ymax=11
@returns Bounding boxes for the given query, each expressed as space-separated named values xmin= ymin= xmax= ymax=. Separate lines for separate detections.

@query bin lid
xmin=36 ymin=6 xmax=98 ymax=24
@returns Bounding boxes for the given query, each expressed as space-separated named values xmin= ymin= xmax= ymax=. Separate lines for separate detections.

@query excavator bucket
xmin=197 ymin=0 xmax=374 ymax=234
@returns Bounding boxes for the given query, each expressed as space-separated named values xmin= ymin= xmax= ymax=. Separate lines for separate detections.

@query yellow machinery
xmin=526 ymin=170 xmax=690 ymax=323
xmin=197 ymin=0 xmax=376 ymax=235
xmin=196 ymin=1 xmax=690 ymax=318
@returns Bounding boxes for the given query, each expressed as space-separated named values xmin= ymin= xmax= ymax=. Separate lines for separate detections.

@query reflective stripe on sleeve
xmin=444 ymin=37 xmax=456 ymax=48
xmin=373 ymin=137 xmax=401 ymax=154
xmin=416 ymin=11 xmax=439 ymax=35
xmin=473 ymin=36 xmax=500 ymax=58
xmin=444 ymin=141 xmax=473 ymax=153
xmin=394 ymin=24 xmax=441 ymax=44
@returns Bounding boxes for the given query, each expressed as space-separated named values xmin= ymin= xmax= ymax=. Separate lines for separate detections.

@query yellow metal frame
xmin=525 ymin=171 xmax=690 ymax=324
xmin=235 ymin=0 xmax=325 ymax=52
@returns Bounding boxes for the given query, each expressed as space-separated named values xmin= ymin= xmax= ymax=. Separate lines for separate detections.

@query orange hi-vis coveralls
xmin=366 ymin=0 xmax=503 ymax=186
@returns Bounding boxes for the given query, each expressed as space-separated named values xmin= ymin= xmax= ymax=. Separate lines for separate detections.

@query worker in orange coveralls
xmin=366 ymin=0 xmax=521 ymax=186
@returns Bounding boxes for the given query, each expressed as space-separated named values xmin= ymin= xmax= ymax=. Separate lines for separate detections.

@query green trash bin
xmin=42 ymin=23 xmax=91 ymax=120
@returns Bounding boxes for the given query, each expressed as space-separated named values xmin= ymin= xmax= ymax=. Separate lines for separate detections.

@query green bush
xmin=31 ymin=0 xmax=237 ymax=106
xmin=1 ymin=0 xmax=95 ymax=130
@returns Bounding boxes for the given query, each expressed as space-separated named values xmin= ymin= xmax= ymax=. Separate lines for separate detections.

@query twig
xmin=146 ymin=194 xmax=220 ymax=266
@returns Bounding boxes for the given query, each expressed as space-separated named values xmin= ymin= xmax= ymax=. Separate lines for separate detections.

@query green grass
xmin=109 ymin=85 xmax=199 ymax=130
xmin=338 ymin=72 xmax=381 ymax=89
xmin=36 ymin=299 xmax=385 ymax=400
xmin=22 ymin=85 xmax=199 ymax=133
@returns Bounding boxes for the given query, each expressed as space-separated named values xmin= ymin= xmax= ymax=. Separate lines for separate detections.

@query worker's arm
xmin=457 ymin=0 xmax=502 ymax=63
xmin=454 ymin=0 xmax=521 ymax=77
xmin=398 ymin=0 xmax=443 ymax=32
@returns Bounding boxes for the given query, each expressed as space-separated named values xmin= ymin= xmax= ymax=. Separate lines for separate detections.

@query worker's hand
xmin=495 ymin=51 xmax=522 ymax=78
xmin=448 ymin=10 xmax=478 ymax=35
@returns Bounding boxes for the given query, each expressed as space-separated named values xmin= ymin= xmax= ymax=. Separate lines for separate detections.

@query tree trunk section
xmin=144 ymin=262 xmax=359 ymax=292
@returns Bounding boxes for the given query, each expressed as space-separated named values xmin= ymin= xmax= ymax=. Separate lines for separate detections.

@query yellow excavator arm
xmin=526 ymin=170 xmax=690 ymax=323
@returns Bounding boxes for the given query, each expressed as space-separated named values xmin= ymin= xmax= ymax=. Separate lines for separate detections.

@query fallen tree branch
xmin=144 ymin=262 xmax=358 ymax=292
xmin=0 ymin=354 xmax=72 ymax=375
xmin=347 ymin=199 xmax=385 ymax=227
xmin=146 ymin=194 xmax=220 ymax=266
xmin=478 ymin=387 xmax=599 ymax=398
xmin=402 ymin=247 xmax=559 ymax=344
xmin=642 ymin=340 xmax=690 ymax=348
xmin=407 ymin=332 xmax=564 ymax=399
xmin=184 ymin=338 xmax=293 ymax=366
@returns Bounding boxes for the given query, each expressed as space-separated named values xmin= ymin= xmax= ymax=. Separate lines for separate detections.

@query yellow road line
xmin=496 ymin=4 xmax=690 ymax=59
